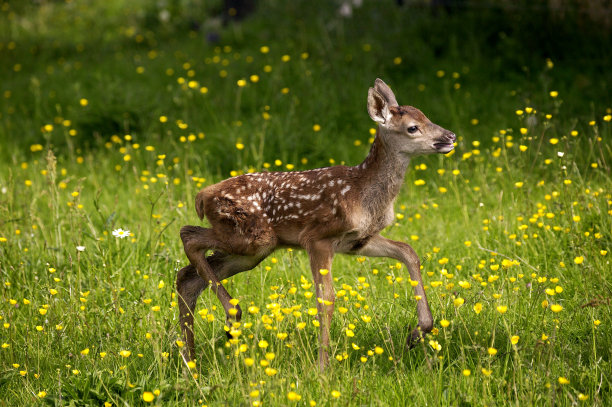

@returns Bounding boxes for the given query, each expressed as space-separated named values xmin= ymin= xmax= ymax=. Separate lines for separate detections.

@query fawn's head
xmin=367 ymin=78 xmax=456 ymax=156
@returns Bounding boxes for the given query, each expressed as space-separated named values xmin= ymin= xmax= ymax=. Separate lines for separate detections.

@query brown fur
xmin=177 ymin=79 xmax=456 ymax=370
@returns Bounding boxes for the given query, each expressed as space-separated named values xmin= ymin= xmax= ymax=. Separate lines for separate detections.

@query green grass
xmin=1 ymin=0 xmax=611 ymax=405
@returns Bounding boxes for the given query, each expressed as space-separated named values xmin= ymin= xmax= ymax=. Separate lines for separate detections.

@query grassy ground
xmin=0 ymin=0 xmax=611 ymax=405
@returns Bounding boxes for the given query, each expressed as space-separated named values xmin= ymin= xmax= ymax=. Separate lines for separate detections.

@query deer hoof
xmin=406 ymin=325 xmax=424 ymax=349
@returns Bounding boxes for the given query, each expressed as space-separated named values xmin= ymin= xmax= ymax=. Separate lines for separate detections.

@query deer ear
xmin=374 ymin=78 xmax=398 ymax=107
xmin=367 ymin=88 xmax=391 ymax=124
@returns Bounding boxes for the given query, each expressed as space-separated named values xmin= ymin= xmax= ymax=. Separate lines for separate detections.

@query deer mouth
xmin=434 ymin=142 xmax=455 ymax=153
xmin=434 ymin=132 xmax=456 ymax=153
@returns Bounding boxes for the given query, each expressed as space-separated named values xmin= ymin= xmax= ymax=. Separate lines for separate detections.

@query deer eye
xmin=407 ymin=126 xmax=419 ymax=134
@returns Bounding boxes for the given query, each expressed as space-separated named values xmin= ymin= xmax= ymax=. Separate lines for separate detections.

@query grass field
xmin=1 ymin=0 xmax=611 ymax=405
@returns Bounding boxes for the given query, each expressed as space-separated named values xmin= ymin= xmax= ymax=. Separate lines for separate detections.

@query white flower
xmin=76 ymin=245 xmax=85 ymax=252
xmin=112 ymin=228 xmax=130 ymax=239
xmin=557 ymin=151 xmax=564 ymax=157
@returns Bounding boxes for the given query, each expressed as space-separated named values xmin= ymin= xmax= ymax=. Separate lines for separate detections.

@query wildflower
xmin=374 ymin=346 xmax=384 ymax=355
xmin=473 ymin=303 xmax=483 ymax=314
xmin=496 ymin=305 xmax=508 ymax=314
xmin=331 ymin=390 xmax=341 ymax=399
xmin=313 ymin=124 xmax=321 ymax=132
xmin=287 ymin=391 xmax=301 ymax=401
xmin=578 ymin=393 xmax=589 ymax=401
xmin=112 ymin=228 xmax=130 ymax=238
xmin=453 ymin=297 xmax=464 ymax=307
xmin=558 ymin=376 xmax=570 ymax=385
xmin=574 ymin=256 xmax=584 ymax=264
xmin=481 ymin=368 xmax=492 ymax=376
xmin=76 ymin=245 xmax=85 ymax=252
xmin=264 ymin=367 xmax=278 ymax=376
xmin=462 ymin=369 xmax=471 ymax=376
xmin=429 ymin=340 xmax=441 ymax=351
xmin=80 ymin=348 xmax=90 ymax=356
xmin=488 ymin=347 xmax=497 ymax=356
xmin=549 ymin=91 xmax=559 ymax=98
xmin=440 ymin=319 xmax=450 ymax=328
xmin=258 ymin=340 xmax=269 ymax=348
xmin=244 ymin=358 xmax=254 ymax=367
xmin=550 ymin=304 xmax=563 ymax=313
xmin=38 ymin=391 xmax=47 ymax=398
xmin=143 ymin=391 xmax=155 ymax=402
xmin=511 ymin=335 xmax=519 ymax=345
xmin=119 ymin=350 xmax=132 ymax=358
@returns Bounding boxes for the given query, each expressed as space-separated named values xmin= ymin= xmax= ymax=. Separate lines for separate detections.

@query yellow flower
xmin=481 ymin=368 xmax=492 ymax=376
xmin=374 ymin=346 xmax=384 ymax=355
xmin=488 ymin=347 xmax=497 ymax=356
xmin=331 ymin=390 xmax=341 ymax=399
xmin=345 ymin=329 xmax=355 ymax=337
xmin=143 ymin=391 xmax=155 ymax=402
xmin=453 ymin=297 xmax=464 ymax=307
xmin=550 ymin=304 xmax=563 ymax=313
xmin=558 ymin=376 xmax=570 ymax=385
xmin=119 ymin=350 xmax=131 ymax=358
xmin=510 ymin=335 xmax=519 ymax=345
xmin=80 ymin=348 xmax=90 ymax=356
xmin=313 ymin=124 xmax=321 ymax=132
xmin=496 ymin=305 xmax=508 ymax=314
xmin=578 ymin=393 xmax=589 ymax=401
xmin=264 ymin=367 xmax=278 ymax=376
xmin=440 ymin=319 xmax=450 ymax=328
xmin=429 ymin=340 xmax=441 ymax=351
xmin=473 ymin=302 xmax=483 ymax=314
xmin=38 ymin=391 xmax=47 ymax=398
xmin=462 ymin=369 xmax=471 ymax=376
xmin=574 ymin=256 xmax=584 ymax=264
xmin=549 ymin=91 xmax=559 ymax=98
xmin=244 ymin=358 xmax=254 ymax=367
xmin=258 ymin=340 xmax=269 ymax=348
xmin=287 ymin=391 xmax=301 ymax=401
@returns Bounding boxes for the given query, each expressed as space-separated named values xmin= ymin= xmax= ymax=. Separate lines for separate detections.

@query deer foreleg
xmin=356 ymin=234 xmax=433 ymax=347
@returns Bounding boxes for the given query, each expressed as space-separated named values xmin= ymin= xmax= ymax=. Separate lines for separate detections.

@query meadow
xmin=0 ymin=0 xmax=611 ymax=405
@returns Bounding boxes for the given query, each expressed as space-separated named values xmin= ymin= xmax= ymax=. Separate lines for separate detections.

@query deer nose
xmin=446 ymin=132 xmax=456 ymax=143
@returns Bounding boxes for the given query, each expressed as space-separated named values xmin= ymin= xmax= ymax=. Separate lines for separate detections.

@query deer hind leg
xmin=180 ymin=224 xmax=275 ymax=337
xmin=355 ymin=234 xmax=433 ymax=347
xmin=305 ymin=239 xmax=335 ymax=371
xmin=177 ymin=251 xmax=268 ymax=362
xmin=177 ymin=264 xmax=205 ymax=362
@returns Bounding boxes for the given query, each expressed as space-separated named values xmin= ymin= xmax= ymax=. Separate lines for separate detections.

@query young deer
xmin=177 ymin=78 xmax=456 ymax=369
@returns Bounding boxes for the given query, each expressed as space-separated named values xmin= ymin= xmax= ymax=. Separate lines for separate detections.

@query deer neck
xmin=356 ymin=129 xmax=411 ymax=215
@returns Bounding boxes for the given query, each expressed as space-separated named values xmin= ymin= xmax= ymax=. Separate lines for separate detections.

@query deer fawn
xmin=177 ymin=78 xmax=456 ymax=369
